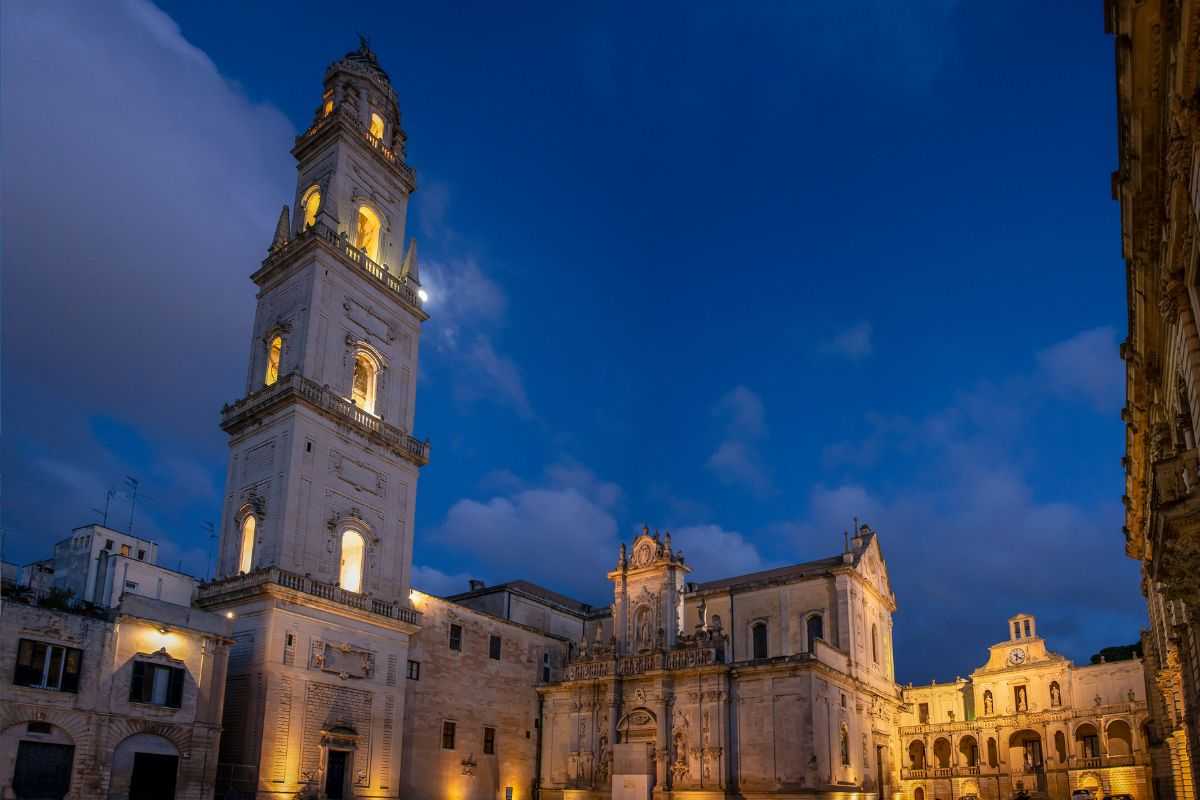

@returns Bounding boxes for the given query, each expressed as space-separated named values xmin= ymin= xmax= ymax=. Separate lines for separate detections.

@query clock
xmin=1008 ymin=648 xmax=1027 ymax=666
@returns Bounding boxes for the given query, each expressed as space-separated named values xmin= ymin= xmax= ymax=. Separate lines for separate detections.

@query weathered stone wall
xmin=401 ymin=592 xmax=567 ymax=800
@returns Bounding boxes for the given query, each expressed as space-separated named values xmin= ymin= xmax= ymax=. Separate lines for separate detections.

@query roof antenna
xmin=843 ymin=530 xmax=849 ymax=553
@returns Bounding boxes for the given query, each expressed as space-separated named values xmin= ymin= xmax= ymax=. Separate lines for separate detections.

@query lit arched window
xmin=339 ymin=529 xmax=365 ymax=592
xmin=752 ymin=621 xmax=768 ymax=659
xmin=323 ymin=95 xmax=334 ymax=117
xmin=264 ymin=335 xmax=282 ymax=386
xmin=302 ymin=185 xmax=321 ymax=229
xmin=355 ymin=205 xmax=381 ymax=262
xmin=806 ymin=614 xmax=824 ymax=653
xmin=238 ymin=516 xmax=256 ymax=574
xmin=369 ymin=111 xmax=385 ymax=140
xmin=840 ymin=725 xmax=851 ymax=766
xmin=871 ymin=623 xmax=879 ymax=664
xmin=351 ymin=352 xmax=378 ymax=414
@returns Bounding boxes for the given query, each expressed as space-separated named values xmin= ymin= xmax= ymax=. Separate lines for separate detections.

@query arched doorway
xmin=1074 ymin=722 xmax=1101 ymax=761
xmin=1107 ymin=720 xmax=1134 ymax=758
xmin=617 ymin=708 xmax=658 ymax=788
xmin=112 ymin=732 xmax=179 ymax=800
xmin=1 ymin=721 xmax=75 ymax=800
xmin=1008 ymin=729 xmax=1045 ymax=792
xmin=958 ymin=735 xmax=979 ymax=767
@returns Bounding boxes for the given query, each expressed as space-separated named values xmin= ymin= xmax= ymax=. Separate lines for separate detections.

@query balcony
xmin=197 ymin=565 xmax=421 ymax=627
xmin=294 ymin=109 xmax=416 ymax=190
xmin=954 ymin=766 xmax=980 ymax=777
xmin=1154 ymin=448 xmax=1199 ymax=510
xmin=221 ymin=371 xmax=430 ymax=466
xmin=901 ymin=769 xmax=927 ymax=780
xmin=261 ymin=221 xmax=425 ymax=314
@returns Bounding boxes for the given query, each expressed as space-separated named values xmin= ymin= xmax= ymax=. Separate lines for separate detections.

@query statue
xmin=1015 ymin=686 xmax=1028 ymax=712
xmin=983 ymin=691 xmax=993 ymax=716
xmin=1050 ymin=683 xmax=1062 ymax=707
xmin=697 ymin=598 xmax=707 ymax=629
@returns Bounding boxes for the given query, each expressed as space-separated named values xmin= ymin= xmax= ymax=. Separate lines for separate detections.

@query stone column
xmin=657 ymin=692 xmax=671 ymax=790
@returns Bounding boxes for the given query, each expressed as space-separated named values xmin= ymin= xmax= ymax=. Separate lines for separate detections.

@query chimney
xmin=468 ymin=579 xmax=486 ymax=592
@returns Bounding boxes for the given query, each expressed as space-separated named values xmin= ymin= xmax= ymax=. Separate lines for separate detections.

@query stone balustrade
xmin=198 ymin=565 xmax=421 ymax=626
xmin=220 ymin=370 xmax=430 ymax=466
xmin=561 ymin=645 xmax=721 ymax=682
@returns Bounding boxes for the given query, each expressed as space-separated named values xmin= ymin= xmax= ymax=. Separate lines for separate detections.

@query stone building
xmin=401 ymin=590 xmax=569 ymax=800
xmin=898 ymin=615 xmax=1151 ymax=800
xmin=195 ymin=39 xmax=427 ymax=800
xmin=537 ymin=524 xmax=902 ymax=800
xmin=1110 ymin=0 xmax=1200 ymax=798
xmin=0 ymin=580 xmax=231 ymax=799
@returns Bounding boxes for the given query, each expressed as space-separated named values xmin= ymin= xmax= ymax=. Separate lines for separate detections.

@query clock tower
xmin=197 ymin=40 xmax=427 ymax=800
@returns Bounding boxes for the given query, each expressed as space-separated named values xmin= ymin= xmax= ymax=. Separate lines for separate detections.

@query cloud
xmin=420 ymin=256 xmax=532 ymax=417
xmin=411 ymin=564 xmax=475 ymax=597
xmin=706 ymin=386 xmax=773 ymax=496
xmin=780 ymin=328 xmax=1143 ymax=683
xmin=1036 ymin=326 xmax=1122 ymax=411
xmin=1 ymin=0 xmax=294 ymax=565
xmin=821 ymin=321 xmax=874 ymax=360
xmin=669 ymin=524 xmax=769 ymax=582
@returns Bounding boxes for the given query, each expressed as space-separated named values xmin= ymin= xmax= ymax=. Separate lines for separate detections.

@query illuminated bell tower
xmin=198 ymin=40 xmax=427 ymax=800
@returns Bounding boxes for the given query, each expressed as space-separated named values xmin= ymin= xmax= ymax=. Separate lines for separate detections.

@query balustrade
xmin=200 ymin=566 xmax=420 ymax=626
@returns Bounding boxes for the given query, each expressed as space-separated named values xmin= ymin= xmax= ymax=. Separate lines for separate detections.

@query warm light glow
xmin=323 ymin=98 xmax=334 ymax=116
xmin=355 ymin=205 xmax=381 ymax=262
xmin=369 ymin=111 xmax=385 ymax=140
xmin=264 ymin=335 xmax=282 ymax=386
xmin=238 ymin=516 xmax=255 ymax=574
xmin=302 ymin=186 xmax=321 ymax=229
xmin=417 ymin=288 xmax=429 ymax=303
xmin=339 ymin=529 xmax=365 ymax=592
xmin=351 ymin=352 xmax=378 ymax=414
xmin=225 ymin=611 xmax=235 ymax=620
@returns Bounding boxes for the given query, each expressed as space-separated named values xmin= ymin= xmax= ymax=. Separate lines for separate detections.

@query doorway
xmin=129 ymin=752 xmax=178 ymax=799
xmin=13 ymin=740 xmax=74 ymax=799
xmin=326 ymin=750 xmax=349 ymax=799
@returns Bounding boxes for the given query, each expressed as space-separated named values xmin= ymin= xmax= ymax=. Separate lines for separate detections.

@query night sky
xmin=1 ymin=0 xmax=1137 ymax=683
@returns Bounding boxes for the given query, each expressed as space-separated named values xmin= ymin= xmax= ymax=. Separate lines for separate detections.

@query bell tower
xmin=198 ymin=40 xmax=427 ymax=800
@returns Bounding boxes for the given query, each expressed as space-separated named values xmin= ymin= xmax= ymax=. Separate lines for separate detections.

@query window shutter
xmin=61 ymin=648 xmax=82 ymax=693
xmin=167 ymin=667 xmax=184 ymax=708
xmin=130 ymin=661 xmax=145 ymax=701
xmin=13 ymin=640 xmax=37 ymax=687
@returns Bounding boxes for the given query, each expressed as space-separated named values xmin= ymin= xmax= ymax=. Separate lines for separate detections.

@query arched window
xmin=806 ymin=614 xmax=823 ymax=653
xmin=840 ymin=725 xmax=851 ymax=766
xmin=264 ymin=335 xmax=282 ymax=386
xmin=238 ymin=516 xmax=256 ymax=574
xmin=339 ymin=529 xmax=365 ymax=592
xmin=351 ymin=352 xmax=378 ymax=414
xmin=915 ymin=789 xmax=925 ymax=800
xmin=752 ymin=621 xmax=768 ymax=659
xmin=355 ymin=205 xmax=381 ymax=262
xmin=871 ymin=623 xmax=879 ymax=664
xmin=302 ymin=185 xmax=321 ymax=229
xmin=369 ymin=111 xmax=385 ymax=140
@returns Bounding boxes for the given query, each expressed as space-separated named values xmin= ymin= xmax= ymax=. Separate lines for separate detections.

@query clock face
xmin=1008 ymin=648 xmax=1027 ymax=665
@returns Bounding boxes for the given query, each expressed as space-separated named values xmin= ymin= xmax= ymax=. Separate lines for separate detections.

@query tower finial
xmin=270 ymin=205 xmax=290 ymax=253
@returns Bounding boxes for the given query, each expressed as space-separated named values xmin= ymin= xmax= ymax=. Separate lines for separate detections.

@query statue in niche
xmin=1050 ymin=683 xmax=1062 ymax=707
xmin=983 ymin=691 xmax=993 ymax=716
xmin=1015 ymin=686 xmax=1028 ymax=712
xmin=597 ymin=734 xmax=610 ymax=783
xmin=671 ymin=730 xmax=689 ymax=782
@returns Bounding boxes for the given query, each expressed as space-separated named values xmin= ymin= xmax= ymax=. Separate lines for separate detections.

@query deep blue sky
xmin=2 ymin=0 xmax=1136 ymax=682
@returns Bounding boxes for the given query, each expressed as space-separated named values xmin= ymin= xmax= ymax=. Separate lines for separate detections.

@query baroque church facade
xmin=0 ymin=40 xmax=1168 ymax=800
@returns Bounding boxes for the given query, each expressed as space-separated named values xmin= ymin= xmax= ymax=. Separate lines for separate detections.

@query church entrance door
xmin=326 ymin=750 xmax=349 ymax=799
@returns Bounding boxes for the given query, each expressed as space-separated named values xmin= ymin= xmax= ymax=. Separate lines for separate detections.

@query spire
xmin=399 ymin=237 xmax=418 ymax=282
xmin=270 ymin=205 xmax=290 ymax=253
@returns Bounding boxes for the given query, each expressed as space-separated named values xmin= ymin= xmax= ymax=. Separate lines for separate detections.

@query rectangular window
xmin=407 ymin=660 xmax=421 ymax=680
xmin=137 ymin=549 xmax=146 ymax=561
xmin=918 ymin=703 xmax=929 ymax=724
xmin=104 ymin=539 xmax=113 ymax=551
xmin=484 ymin=726 xmax=496 ymax=755
xmin=1023 ymin=619 xmax=1031 ymax=637
xmin=125 ymin=581 xmax=138 ymax=590
xmin=449 ymin=624 xmax=463 ymax=652
xmin=129 ymin=661 xmax=184 ymax=708
xmin=442 ymin=720 xmax=456 ymax=750
xmin=14 ymin=639 xmax=82 ymax=693
xmin=120 ymin=544 xmax=131 ymax=556
xmin=506 ymin=788 xmax=514 ymax=800
xmin=489 ymin=634 xmax=502 ymax=660
xmin=1013 ymin=621 xmax=1021 ymax=639
xmin=542 ymin=652 xmax=551 ymax=682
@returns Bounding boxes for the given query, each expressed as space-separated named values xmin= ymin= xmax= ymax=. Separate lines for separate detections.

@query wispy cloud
xmin=706 ymin=386 xmax=773 ymax=496
xmin=821 ymin=321 xmax=874 ymax=360
xmin=1036 ymin=326 xmax=1122 ymax=412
